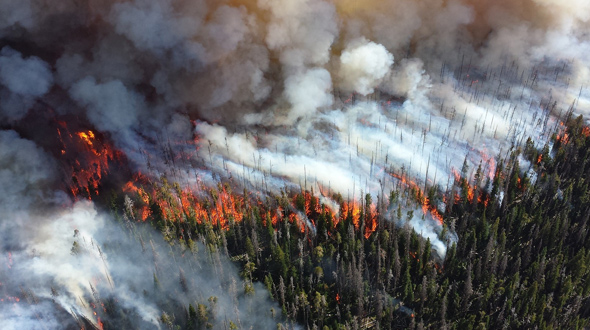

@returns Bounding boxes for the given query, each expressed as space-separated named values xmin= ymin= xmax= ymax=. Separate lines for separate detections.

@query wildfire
xmin=298 ymin=191 xmax=322 ymax=221
xmin=390 ymin=172 xmax=444 ymax=225
xmin=123 ymin=174 xmax=152 ymax=221
xmin=340 ymin=201 xmax=361 ymax=228
xmin=123 ymin=178 xmax=249 ymax=230
xmin=555 ymin=122 xmax=569 ymax=144
xmin=467 ymin=185 xmax=475 ymax=202
xmin=288 ymin=213 xmax=307 ymax=233
xmin=477 ymin=194 xmax=490 ymax=207
xmin=450 ymin=168 xmax=490 ymax=207
xmin=293 ymin=190 xmax=380 ymax=237
xmin=272 ymin=207 xmax=282 ymax=226
xmin=364 ymin=203 xmax=378 ymax=239
xmin=77 ymin=131 xmax=95 ymax=147
xmin=122 ymin=174 xmax=384 ymax=240
xmin=434 ymin=263 xmax=442 ymax=273
xmin=556 ymin=132 xmax=569 ymax=144
xmin=209 ymin=186 xmax=244 ymax=229
xmin=56 ymin=123 xmax=117 ymax=200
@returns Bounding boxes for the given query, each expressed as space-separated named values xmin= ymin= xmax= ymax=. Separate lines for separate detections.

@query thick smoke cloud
xmin=0 ymin=130 xmax=58 ymax=211
xmin=1 ymin=0 xmax=590 ymax=326
xmin=338 ymin=39 xmax=394 ymax=95
xmin=0 ymin=48 xmax=53 ymax=121
xmin=259 ymin=0 xmax=338 ymax=69
xmin=284 ymin=68 xmax=334 ymax=124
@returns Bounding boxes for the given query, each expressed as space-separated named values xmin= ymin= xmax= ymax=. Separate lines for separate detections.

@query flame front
xmin=390 ymin=172 xmax=444 ymax=225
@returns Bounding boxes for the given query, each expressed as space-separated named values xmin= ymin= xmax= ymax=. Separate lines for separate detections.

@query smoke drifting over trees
xmin=1 ymin=0 xmax=590 ymax=328
xmin=0 ymin=130 xmax=291 ymax=329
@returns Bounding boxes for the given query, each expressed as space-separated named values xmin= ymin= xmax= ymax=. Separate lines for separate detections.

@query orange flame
xmin=209 ymin=186 xmax=244 ymax=229
xmin=123 ymin=174 xmax=153 ymax=221
xmin=288 ymin=213 xmax=306 ymax=233
xmin=340 ymin=201 xmax=362 ymax=229
xmin=477 ymin=194 xmax=490 ymax=207
xmin=364 ymin=203 xmax=378 ymax=239
xmin=467 ymin=185 xmax=475 ymax=203
xmin=76 ymin=131 xmax=95 ymax=146
xmin=450 ymin=168 xmax=491 ymax=206
xmin=556 ymin=132 xmax=569 ymax=144
xmin=303 ymin=191 xmax=322 ymax=218
xmin=59 ymin=127 xmax=117 ymax=200
xmin=390 ymin=172 xmax=444 ymax=225
xmin=122 ymin=173 xmax=384 ymax=240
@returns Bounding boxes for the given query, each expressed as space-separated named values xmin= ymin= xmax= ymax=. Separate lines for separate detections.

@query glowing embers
xmin=1 ymin=296 xmax=20 ymax=303
xmin=477 ymin=194 xmax=491 ymax=208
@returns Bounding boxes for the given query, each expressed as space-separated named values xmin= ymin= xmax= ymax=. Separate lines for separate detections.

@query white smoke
xmin=339 ymin=39 xmax=394 ymax=95
xmin=284 ymin=68 xmax=334 ymax=125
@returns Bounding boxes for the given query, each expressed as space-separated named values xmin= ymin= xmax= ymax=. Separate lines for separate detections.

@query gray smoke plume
xmin=0 ymin=47 xmax=53 ymax=121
